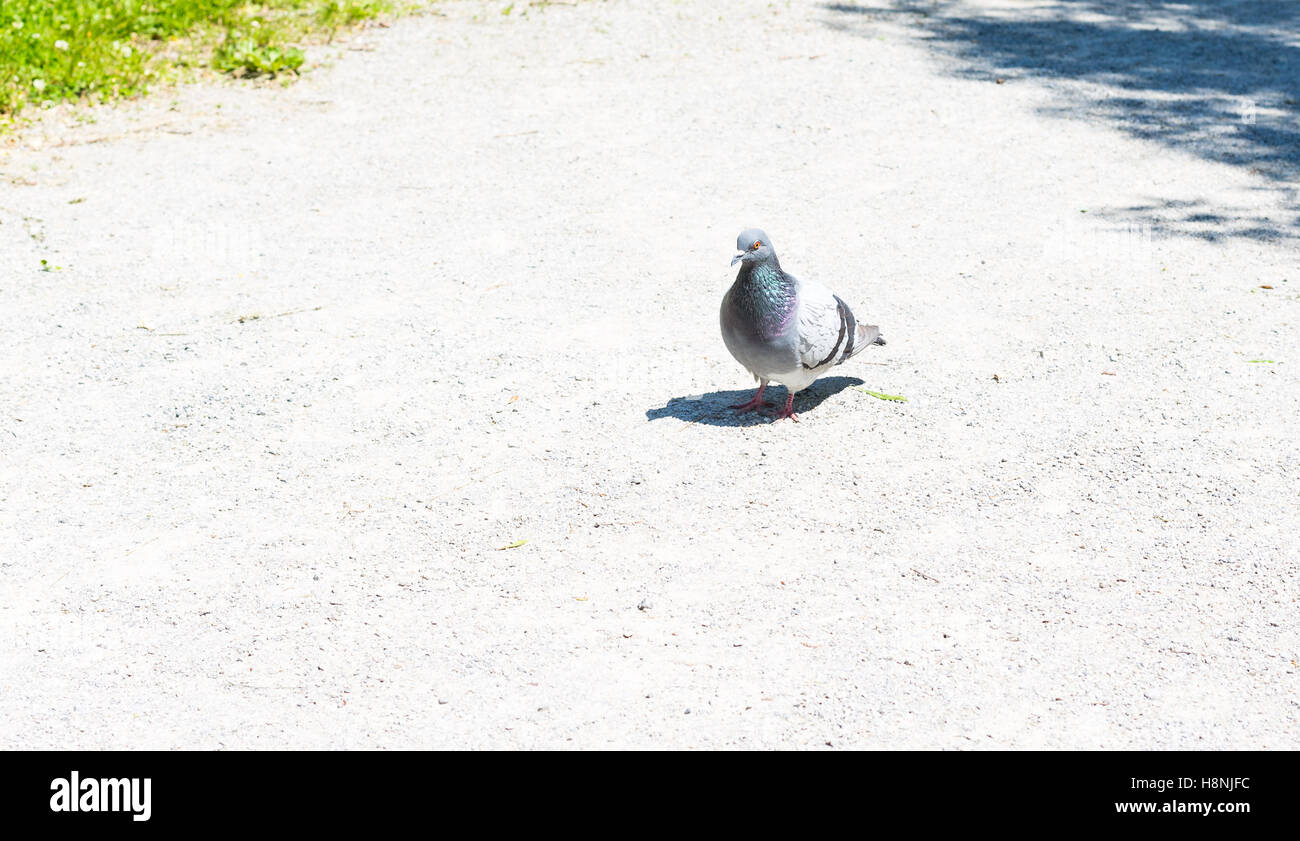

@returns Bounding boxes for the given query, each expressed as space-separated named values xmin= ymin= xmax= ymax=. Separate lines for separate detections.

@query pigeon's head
xmin=731 ymin=229 xmax=774 ymax=266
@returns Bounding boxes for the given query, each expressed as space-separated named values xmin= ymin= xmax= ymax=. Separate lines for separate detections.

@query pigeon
xmin=719 ymin=228 xmax=885 ymax=421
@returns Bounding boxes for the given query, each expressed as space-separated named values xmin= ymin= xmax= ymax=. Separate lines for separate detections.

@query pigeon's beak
xmin=730 ymin=253 xmax=744 ymax=266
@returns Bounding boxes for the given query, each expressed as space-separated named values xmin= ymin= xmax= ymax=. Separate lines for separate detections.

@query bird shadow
xmin=646 ymin=376 xmax=867 ymax=427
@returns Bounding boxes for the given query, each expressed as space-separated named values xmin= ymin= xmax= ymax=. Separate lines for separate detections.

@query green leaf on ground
xmin=497 ymin=539 xmax=527 ymax=550
xmin=854 ymin=387 xmax=908 ymax=402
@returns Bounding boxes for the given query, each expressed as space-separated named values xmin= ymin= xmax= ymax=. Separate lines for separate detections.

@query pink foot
xmin=731 ymin=383 xmax=769 ymax=413
xmin=772 ymin=392 xmax=800 ymax=422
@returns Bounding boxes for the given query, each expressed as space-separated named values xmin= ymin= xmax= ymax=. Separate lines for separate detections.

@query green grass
xmin=212 ymin=25 xmax=305 ymax=77
xmin=0 ymin=0 xmax=399 ymax=120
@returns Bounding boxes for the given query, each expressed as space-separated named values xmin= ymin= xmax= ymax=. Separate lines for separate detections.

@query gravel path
xmin=1 ymin=0 xmax=1296 ymax=749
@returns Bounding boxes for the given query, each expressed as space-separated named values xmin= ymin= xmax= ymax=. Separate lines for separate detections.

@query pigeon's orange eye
xmin=753 ymin=240 xmax=762 ymax=248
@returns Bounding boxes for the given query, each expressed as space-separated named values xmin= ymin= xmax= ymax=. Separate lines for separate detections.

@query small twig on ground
xmin=234 ymin=305 xmax=323 ymax=324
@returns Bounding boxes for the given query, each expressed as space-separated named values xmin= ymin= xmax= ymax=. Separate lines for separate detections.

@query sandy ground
xmin=0 ymin=0 xmax=1297 ymax=749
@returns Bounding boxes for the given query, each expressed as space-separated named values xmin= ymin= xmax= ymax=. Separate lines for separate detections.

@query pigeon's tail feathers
xmin=852 ymin=322 xmax=883 ymax=355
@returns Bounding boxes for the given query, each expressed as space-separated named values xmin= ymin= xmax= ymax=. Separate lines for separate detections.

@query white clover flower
xmin=54 ymin=39 xmax=68 ymax=50
xmin=33 ymin=79 xmax=45 ymax=92
xmin=12 ymin=20 xmax=22 ymax=29
xmin=121 ymin=45 xmax=131 ymax=57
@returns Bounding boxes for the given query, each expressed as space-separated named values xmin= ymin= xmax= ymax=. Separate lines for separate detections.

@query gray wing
xmin=796 ymin=278 xmax=882 ymax=372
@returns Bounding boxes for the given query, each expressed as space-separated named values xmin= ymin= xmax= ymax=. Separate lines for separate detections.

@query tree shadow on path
xmin=646 ymin=376 xmax=867 ymax=427
xmin=822 ymin=0 xmax=1300 ymax=241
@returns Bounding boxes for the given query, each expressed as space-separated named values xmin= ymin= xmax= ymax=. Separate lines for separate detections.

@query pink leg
xmin=731 ymin=381 xmax=770 ymax=412
xmin=772 ymin=391 xmax=799 ymax=422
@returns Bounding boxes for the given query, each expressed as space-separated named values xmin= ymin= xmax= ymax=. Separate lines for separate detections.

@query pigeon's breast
xmin=720 ymin=272 xmax=800 ymax=378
